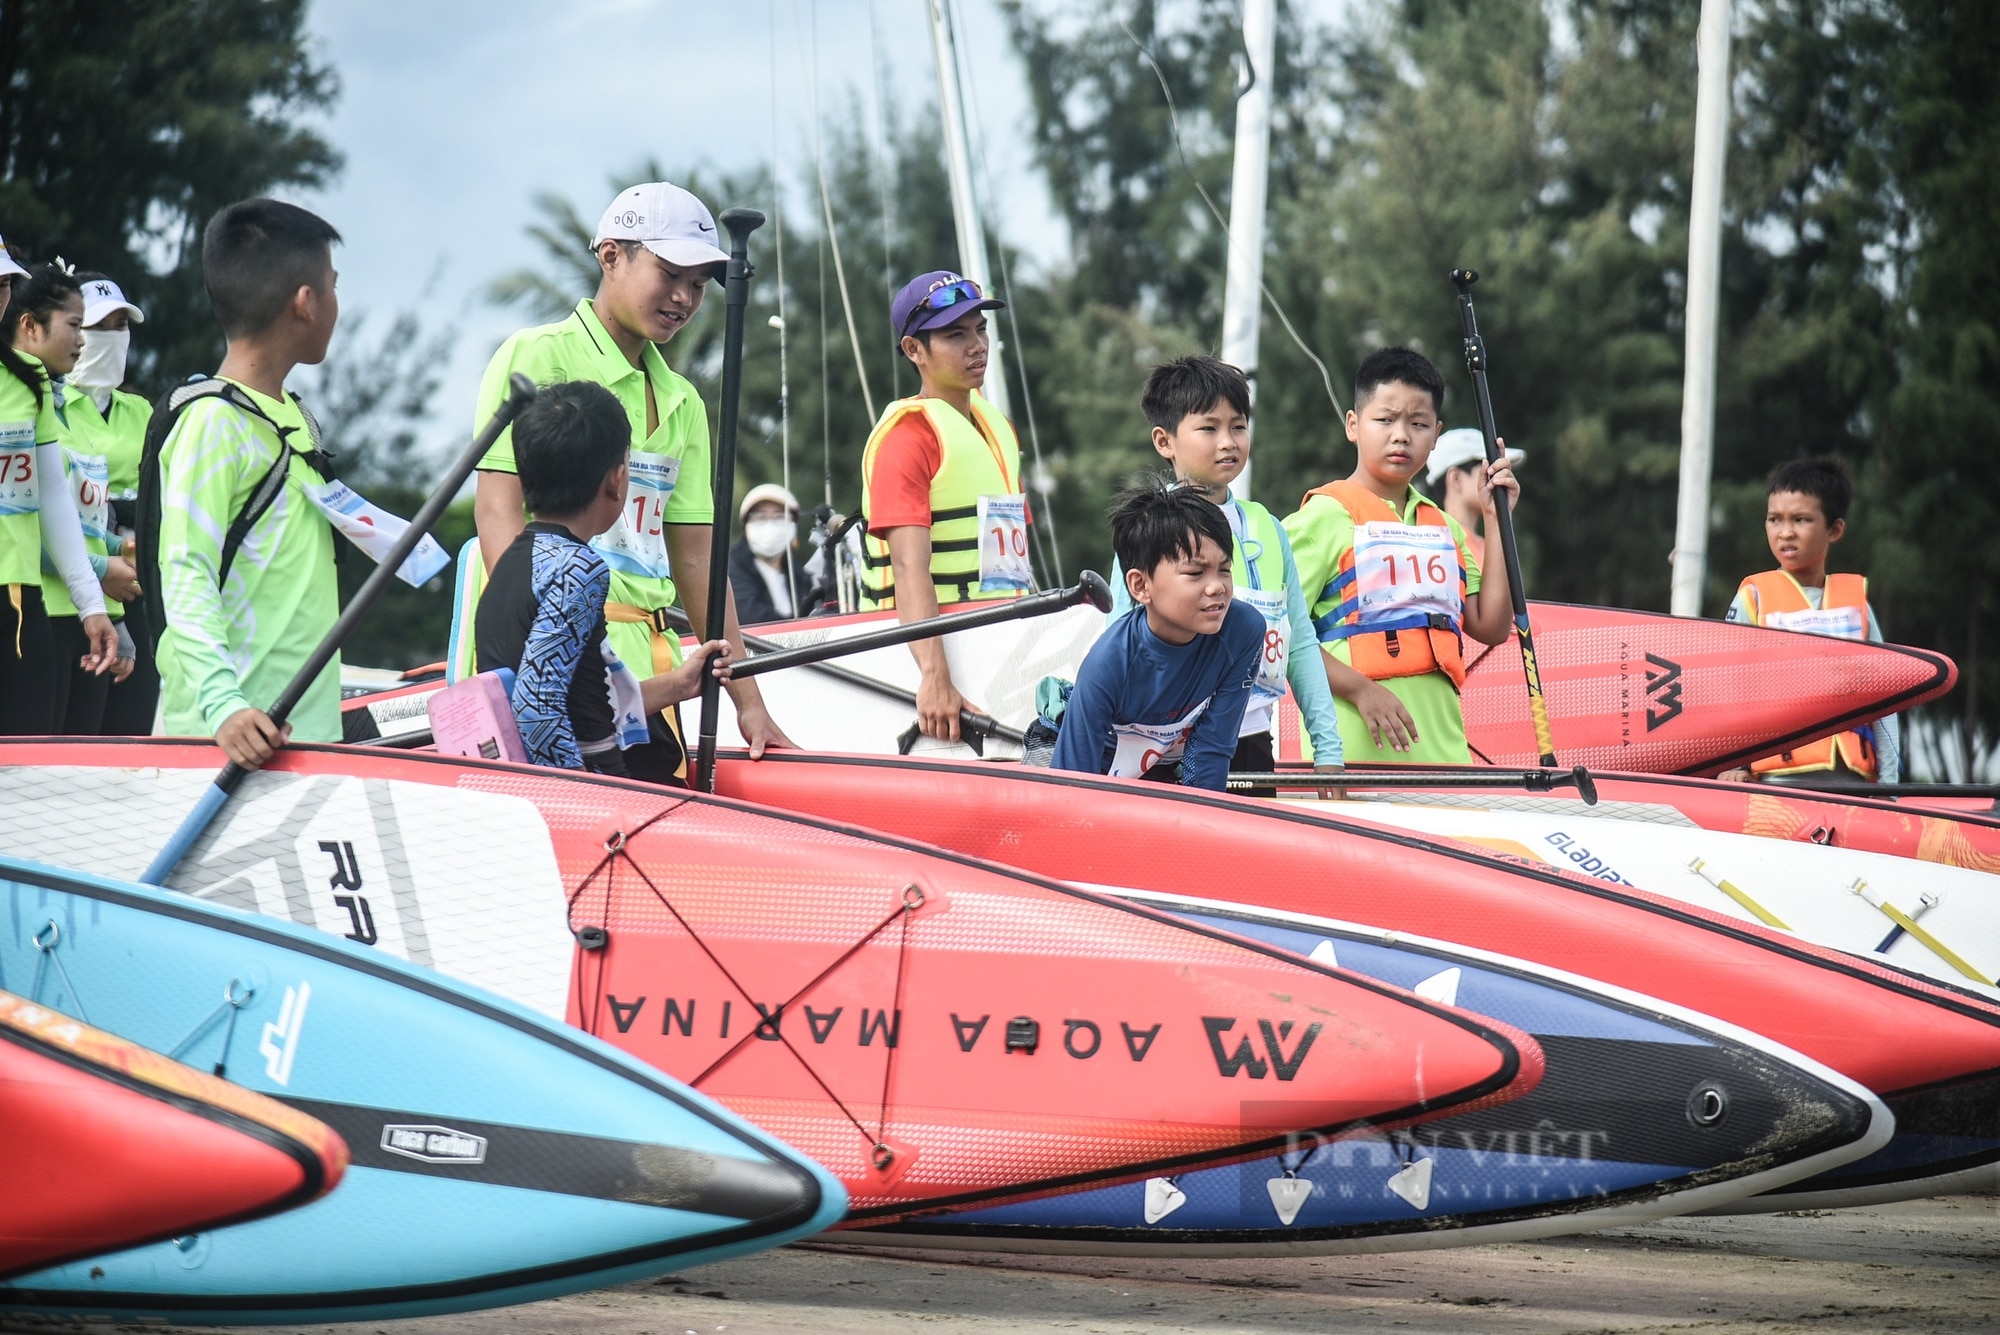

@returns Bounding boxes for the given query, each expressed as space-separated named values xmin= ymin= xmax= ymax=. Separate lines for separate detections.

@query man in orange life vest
xmin=1283 ymin=347 xmax=1520 ymax=765
xmin=858 ymin=272 xmax=1030 ymax=743
xmin=1721 ymin=456 xmax=1900 ymax=783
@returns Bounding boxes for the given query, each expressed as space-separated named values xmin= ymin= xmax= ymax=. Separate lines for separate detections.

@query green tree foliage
xmin=0 ymin=0 xmax=339 ymax=390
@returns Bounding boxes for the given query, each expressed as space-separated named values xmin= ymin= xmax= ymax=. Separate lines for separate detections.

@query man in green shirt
xmin=156 ymin=200 xmax=343 ymax=767
xmin=472 ymin=182 xmax=792 ymax=779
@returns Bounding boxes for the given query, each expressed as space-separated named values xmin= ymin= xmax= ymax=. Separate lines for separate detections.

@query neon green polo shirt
xmin=0 ymin=363 xmax=62 ymax=587
xmin=1284 ymin=484 xmax=1483 ymax=766
xmin=157 ymin=381 xmax=340 ymax=741
xmin=99 ymin=388 xmax=154 ymax=500
xmin=475 ymin=298 xmax=714 ymax=675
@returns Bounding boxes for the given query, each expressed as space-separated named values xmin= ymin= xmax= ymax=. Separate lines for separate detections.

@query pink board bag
xmin=426 ymin=670 xmax=526 ymax=763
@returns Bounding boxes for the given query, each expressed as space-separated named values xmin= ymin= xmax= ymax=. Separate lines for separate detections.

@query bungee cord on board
xmin=1118 ymin=18 xmax=1344 ymax=419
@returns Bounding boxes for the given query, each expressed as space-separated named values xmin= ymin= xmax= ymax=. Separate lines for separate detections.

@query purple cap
xmin=891 ymin=270 xmax=1006 ymax=339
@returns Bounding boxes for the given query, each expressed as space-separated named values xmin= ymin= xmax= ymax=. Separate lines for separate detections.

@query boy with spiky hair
xmin=1724 ymin=456 xmax=1899 ymax=783
xmin=1052 ymin=475 xmax=1264 ymax=791
xmin=1283 ymin=347 xmax=1519 ymax=766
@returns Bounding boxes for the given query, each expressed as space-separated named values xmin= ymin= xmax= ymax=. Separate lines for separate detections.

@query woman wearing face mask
xmin=68 ymin=272 xmax=158 ymax=734
xmin=2 ymin=263 xmax=130 ymax=734
xmin=728 ymin=483 xmax=812 ymax=626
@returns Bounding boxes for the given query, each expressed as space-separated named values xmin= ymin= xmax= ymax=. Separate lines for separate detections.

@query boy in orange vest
xmin=1283 ymin=347 xmax=1519 ymax=765
xmin=1721 ymin=457 xmax=1899 ymax=783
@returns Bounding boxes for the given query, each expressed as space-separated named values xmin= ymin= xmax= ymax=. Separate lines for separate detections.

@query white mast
xmin=924 ymin=0 xmax=1011 ymax=417
xmin=1221 ymin=0 xmax=1275 ymax=502
xmin=1670 ymin=0 xmax=1734 ymax=616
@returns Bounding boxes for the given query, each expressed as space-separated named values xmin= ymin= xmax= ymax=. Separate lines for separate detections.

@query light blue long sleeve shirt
xmin=1109 ymin=509 xmax=1343 ymax=764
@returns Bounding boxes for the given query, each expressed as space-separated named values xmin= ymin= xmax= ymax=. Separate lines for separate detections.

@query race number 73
xmin=0 ymin=451 xmax=32 ymax=484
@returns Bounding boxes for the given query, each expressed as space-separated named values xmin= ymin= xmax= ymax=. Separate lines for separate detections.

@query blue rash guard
xmin=1052 ymin=600 xmax=1264 ymax=791
xmin=476 ymin=522 xmax=621 ymax=773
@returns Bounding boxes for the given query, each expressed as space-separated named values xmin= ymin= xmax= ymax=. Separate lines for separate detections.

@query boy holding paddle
xmin=1283 ymin=347 xmax=1520 ymax=766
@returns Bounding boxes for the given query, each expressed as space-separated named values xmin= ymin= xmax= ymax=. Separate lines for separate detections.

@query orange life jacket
xmin=1301 ymin=480 xmax=1468 ymax=689
xmin=1740 ymin=570 xmax=1879 ymax=780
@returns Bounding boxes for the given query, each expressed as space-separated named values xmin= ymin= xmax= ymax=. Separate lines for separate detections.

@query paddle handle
xmin=1451 ymin=268 xmax=1557 ymax=767
xmin=138 ymin=374 xmax=538 ymax=885
xmin=727 ymin=571 xmax=1112 ymax=679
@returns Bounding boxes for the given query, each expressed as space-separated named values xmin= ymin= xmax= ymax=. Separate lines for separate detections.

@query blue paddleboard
xmin=0 ymin=854 xmax=844 ymax=1324
xmin=854 ymin=893 xmax=1889 ymax=1255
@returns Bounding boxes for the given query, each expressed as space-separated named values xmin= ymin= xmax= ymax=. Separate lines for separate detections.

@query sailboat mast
xmin=1670 ymin=0 xmax=1733 ymax=615
xmin=1221 ymin=0 xmax=1275 ymax=502
xmin=925 ymin=0 xmax=1012 ymax=418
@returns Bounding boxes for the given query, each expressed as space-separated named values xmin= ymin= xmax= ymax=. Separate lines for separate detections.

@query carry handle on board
xmin=724 ymin=572 xmax=1113 ymax=680
xmin=138 ymin=374 xmax=540 ymax=886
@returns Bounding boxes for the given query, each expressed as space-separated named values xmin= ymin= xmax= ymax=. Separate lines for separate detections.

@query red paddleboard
xmin=0 ymin=739 xmax=1537 ymax=1225
xmin=0 ymin=988 xmax=346 ymax=1279
xmin=710 ymin=750 xmax=2000 ymax=1198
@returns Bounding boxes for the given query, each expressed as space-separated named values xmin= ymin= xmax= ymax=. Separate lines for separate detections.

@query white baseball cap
xmin=1427 ymin=427 xmax=1524 ymax=485
xmin=591 ymin=182 xmax=730 ymax=270
xmin=0 ymin=237 xmax=27 ymax=282
xmin=740 ymin=482 xmax=800 ymax=521
xmin=79 ymin=276 xmax=144 ymax=326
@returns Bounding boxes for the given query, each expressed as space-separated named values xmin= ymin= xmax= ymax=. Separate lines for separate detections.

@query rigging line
xmin=771 ymin=0 xmax=798 ymax=594
xmin=866 ymin=0 xmax=903 ymax=401
xmin=1117 ymin=18 xmax=1344 ymax=419
xmin=795 ymin=0 xmax=878 ymax=422
xmin=949 ymin=0 xmax=1061 ymax=586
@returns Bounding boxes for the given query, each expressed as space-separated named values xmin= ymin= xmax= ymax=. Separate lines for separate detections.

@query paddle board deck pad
xmin=851 ymin=894 xmax=1887 ymax=1255
xmin=708 ymin=751 xmax=2000 ymax=1206
xmin=1 ymin=988 xmax=345 ymax=1280
xmin=1308 ymin=799 xmax=2000 ymax=997
xmin=0 ymin=740 xmax=1539 ymax=1226
xmin=1276 ymin=601 xmax=1955 ymax=776
xmin=0 ymin=855 xmax=844 ymax=1324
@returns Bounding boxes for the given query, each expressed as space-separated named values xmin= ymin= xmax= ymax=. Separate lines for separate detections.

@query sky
xmin=298 ymin=0 xmax=1069 ymax=457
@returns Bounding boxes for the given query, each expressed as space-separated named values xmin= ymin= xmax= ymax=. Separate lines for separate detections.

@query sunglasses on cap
xmin=901 ymin=277 xmax=987 ymax=335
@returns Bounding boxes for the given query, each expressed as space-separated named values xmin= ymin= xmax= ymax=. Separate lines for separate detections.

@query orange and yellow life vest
xmin=1740 ymin=570 xmax=1879 ymax=780
xmin=1302 ymin=480 xmax=1468 ymax=689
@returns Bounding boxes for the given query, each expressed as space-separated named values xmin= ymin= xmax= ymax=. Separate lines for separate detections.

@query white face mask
xmin=745 ymin=516 xmax=796 ymax=559
xmin=70 ymin=327 xmax=130 ymax=393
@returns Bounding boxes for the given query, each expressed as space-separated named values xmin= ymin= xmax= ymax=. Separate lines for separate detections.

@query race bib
xmin=1765 ymin=605 xmax=1866 ymax=640
xmin=299 ymin=478 xmax=451 ymax=588
xmin=1108 ymin=698 xmax=1211 ymax=779
xmin=594 ymin=453 xmax=681 ymax=581
xmin=1238 ymin=585 xmax=1291 ymax=702
xmin=597 ymin=636 xmax=653 ymax=749
xmin=0 ymin=422 xmax=38 ymax=517
xmin=977 ymin=493 xmax=1032 ymax=593
xmin=1353 ymin=521 xmax=1462 ymax=623
xmin=65 ymin=448 xmax=112 ymax=543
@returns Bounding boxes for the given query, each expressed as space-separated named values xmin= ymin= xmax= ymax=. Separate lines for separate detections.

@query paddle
xmin=1228 ymin=765 xmax=1600 ymax=804
xmin=1450 ymin=268 xmax=1558 ymax=768
xmin=138 ymin=374 xmax=539 ymax=886
xmin=725 ymin=572 xmax=1113 ymax=679
xmin=651 ymin=604 xmax=1026 ymax=748
xmin=695 ymin=207 xmax=765 ymax=794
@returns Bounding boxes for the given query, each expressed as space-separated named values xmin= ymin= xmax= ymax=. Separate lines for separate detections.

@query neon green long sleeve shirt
xmin=156 ymin=382 xmax=340 ymax=741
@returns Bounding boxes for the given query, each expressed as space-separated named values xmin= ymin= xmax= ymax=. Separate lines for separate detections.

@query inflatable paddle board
xmin=1278 ymin=601 xmax=1956 ymax=776
xmin=0 ymin=854 xmax=844 ymax=1325
xmin=1341 ymin=767 xmax=2000 ymax=878
xmin=708 ymin=750 xmax=2000 ymax=1207
xmin=1 ymin=988 xmax=345 ymax=1280
xmin=851 ymin=894 xmax=1888 ymax=1255
xmin=1296 ymin=798 xmax=2000 ymax=996
xmin=0 ymin=740 xmax=1539 ymax=1226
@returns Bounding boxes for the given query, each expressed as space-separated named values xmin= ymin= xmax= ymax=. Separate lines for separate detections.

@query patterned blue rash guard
xmin=476 ymin=522 xmax=622 ymax=771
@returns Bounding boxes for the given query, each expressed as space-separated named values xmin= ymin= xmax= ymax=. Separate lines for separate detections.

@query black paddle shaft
xmin=219 ymin=373 xmax=539 ymax=798
xmin=726 ymin=571 xmax=1113 ymax=679
xmin=696 ymin=208 xmax=766 ymax=792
